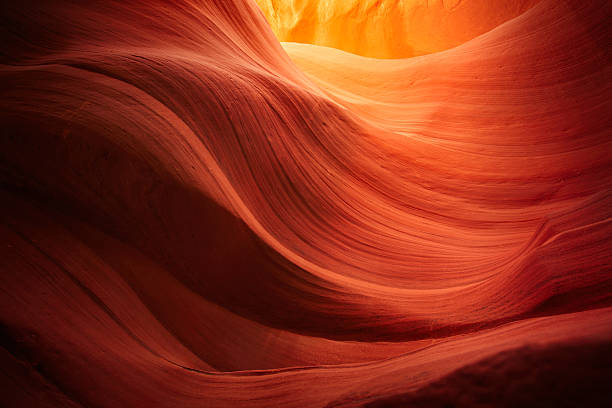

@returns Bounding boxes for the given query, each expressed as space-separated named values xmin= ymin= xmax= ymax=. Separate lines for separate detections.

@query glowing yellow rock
xmin=255 ymin=0 xmax=540 ymax=58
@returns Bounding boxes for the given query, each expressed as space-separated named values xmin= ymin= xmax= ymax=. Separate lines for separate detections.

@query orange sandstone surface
xmin=255 ymin=0 xmax=541 ymax=58
xmin=0 ymin=0 xmax=611 ymax=407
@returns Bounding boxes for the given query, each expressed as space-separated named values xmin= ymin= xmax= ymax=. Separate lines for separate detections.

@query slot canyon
xmin=1 ymin=0 xmax=611 ymax=406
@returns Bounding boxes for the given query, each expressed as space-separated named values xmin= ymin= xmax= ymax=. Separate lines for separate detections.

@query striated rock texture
xmin=255 ymin=0 xmax=541 ymax=58
xmin=0 ymin=0 xmax=611 ymax=406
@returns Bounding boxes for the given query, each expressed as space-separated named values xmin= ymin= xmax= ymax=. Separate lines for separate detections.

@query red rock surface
xmin=0 ymin=0 xmax=610 ymax=406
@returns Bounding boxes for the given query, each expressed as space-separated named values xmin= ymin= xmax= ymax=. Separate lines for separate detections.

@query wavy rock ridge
xmin=0 ymin=0 xmax=611 ymax=406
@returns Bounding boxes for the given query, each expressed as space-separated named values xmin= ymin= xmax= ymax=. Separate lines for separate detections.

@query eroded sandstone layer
xmin=1 ymin=0 xmax=611 ymax=406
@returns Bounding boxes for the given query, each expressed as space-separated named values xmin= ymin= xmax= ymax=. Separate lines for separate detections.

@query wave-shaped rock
xmin=0 ymin=0 xmax=610 ymax=406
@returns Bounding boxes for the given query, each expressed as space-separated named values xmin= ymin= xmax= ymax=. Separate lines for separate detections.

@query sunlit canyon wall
xmin=1 ymin=0 xmax=611 ymax=407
